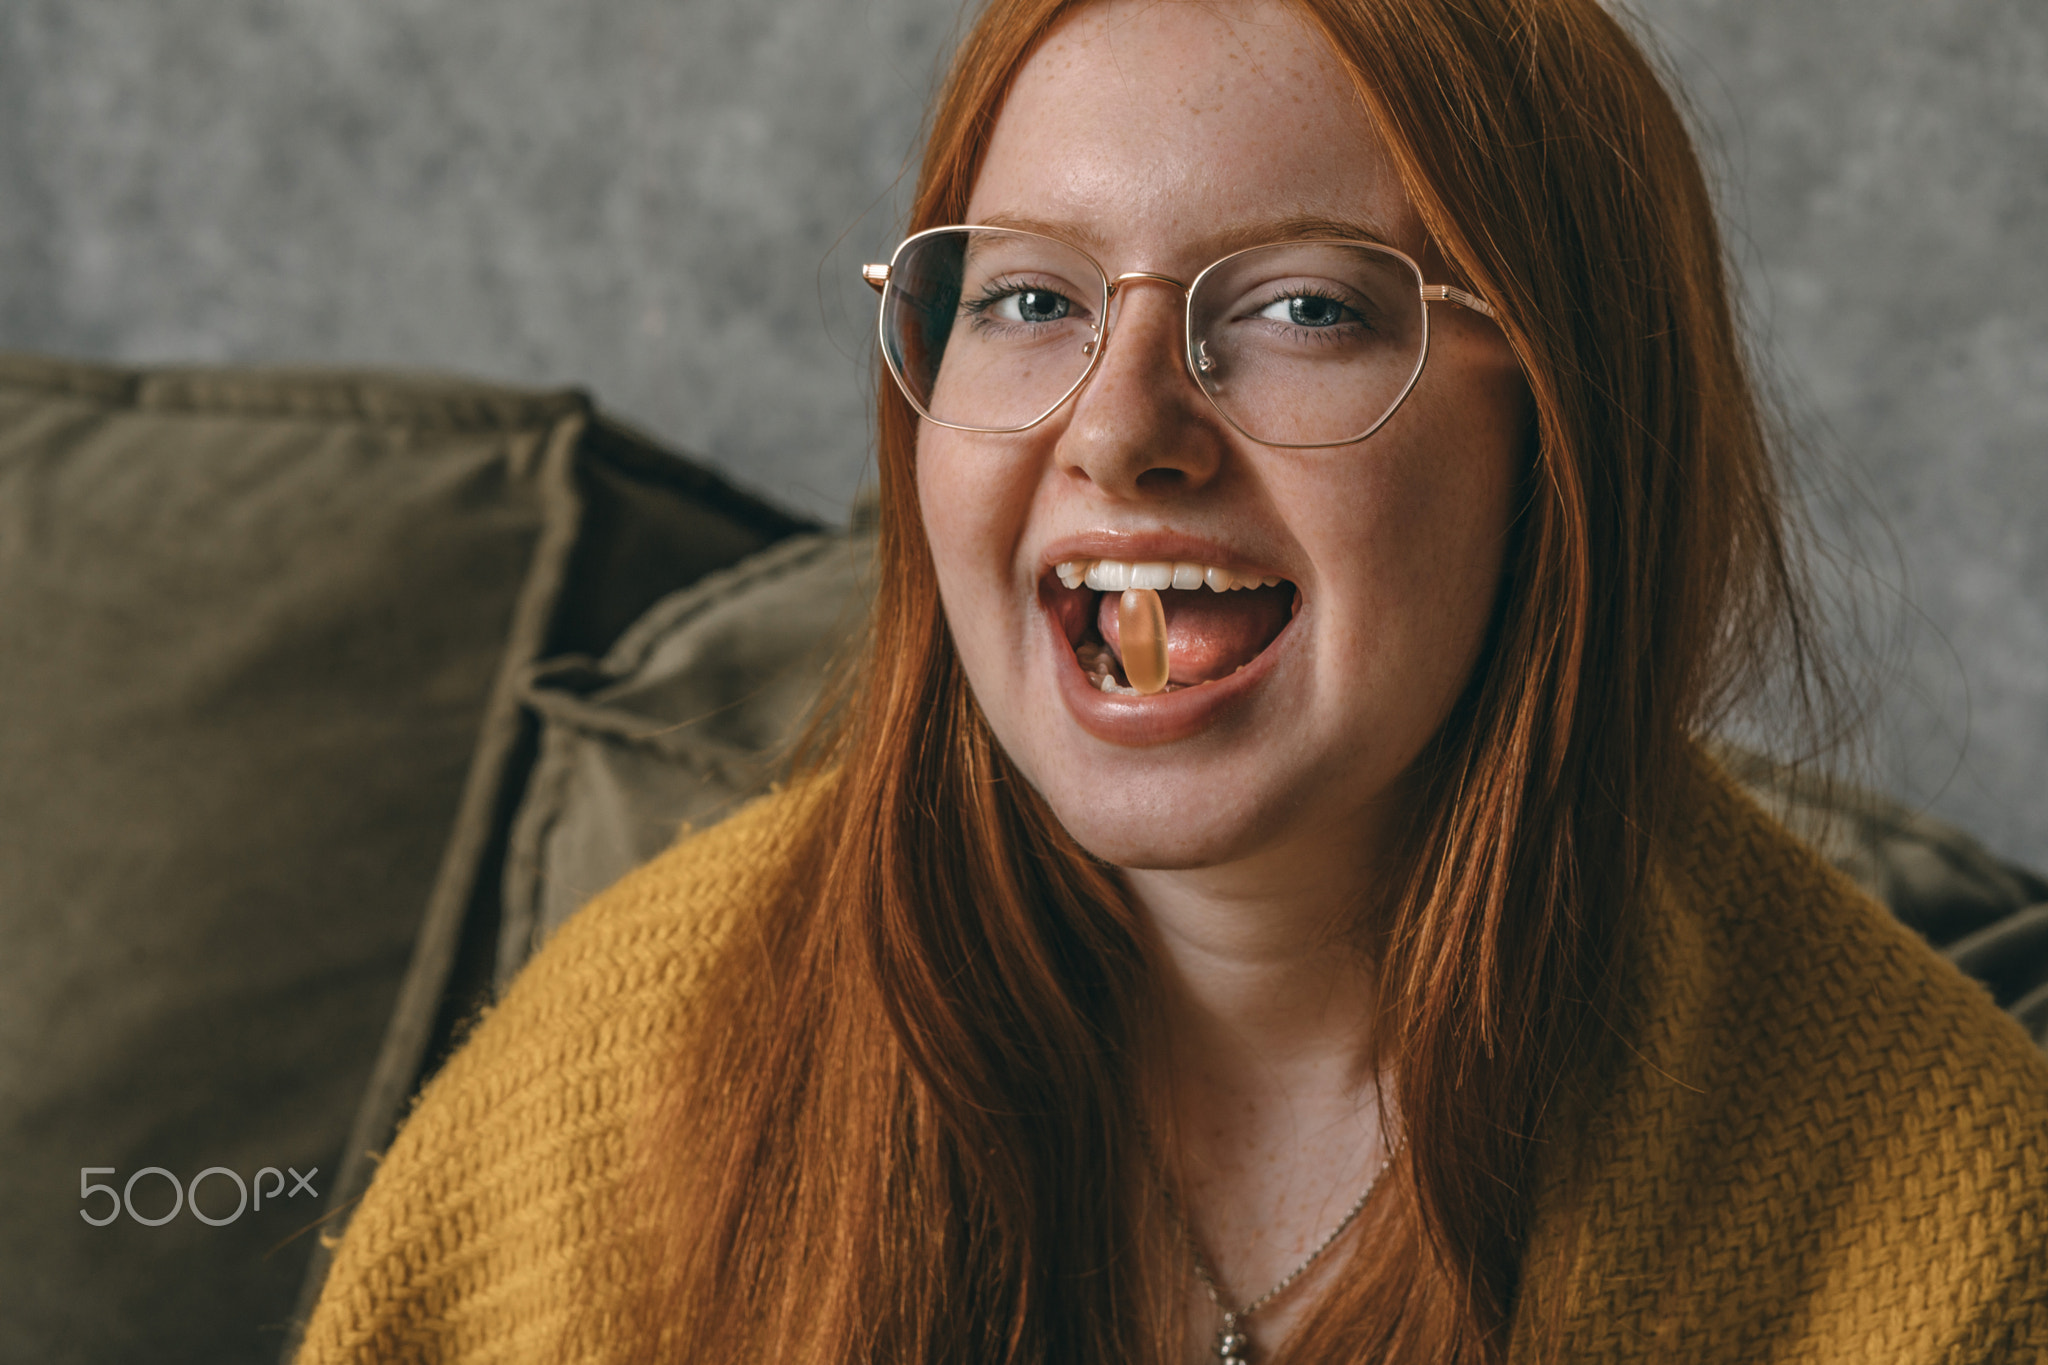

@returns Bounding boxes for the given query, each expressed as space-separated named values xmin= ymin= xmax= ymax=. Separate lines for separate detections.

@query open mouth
xmin=1045 ymin=557 xmax=1301 ymax=696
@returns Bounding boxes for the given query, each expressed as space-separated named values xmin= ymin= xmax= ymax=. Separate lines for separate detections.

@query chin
xmin=1053 ymin=818 xmax=1237 ymax=872
xmin=1013 ymin=749 xmax=1301 ymax=872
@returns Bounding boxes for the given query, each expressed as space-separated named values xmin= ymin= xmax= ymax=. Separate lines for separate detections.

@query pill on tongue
xmin=1118 ymin=588 xmax=1170 ymax=694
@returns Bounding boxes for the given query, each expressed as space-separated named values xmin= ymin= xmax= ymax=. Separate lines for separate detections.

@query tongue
xmin=1098 ymin=584 xmax=1293 ymax=685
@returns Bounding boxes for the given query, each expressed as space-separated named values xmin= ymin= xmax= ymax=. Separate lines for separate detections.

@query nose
xmin=1052 ymin=276 xmax=1226 ymax=498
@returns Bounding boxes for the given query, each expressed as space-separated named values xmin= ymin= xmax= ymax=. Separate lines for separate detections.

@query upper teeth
xmin=1054 ymin=559 xmax=1284 ymax=593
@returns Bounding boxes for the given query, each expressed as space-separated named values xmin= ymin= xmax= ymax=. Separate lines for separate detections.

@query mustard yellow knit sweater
xmin=297 ymin=754 xmax=2048 ymax=1362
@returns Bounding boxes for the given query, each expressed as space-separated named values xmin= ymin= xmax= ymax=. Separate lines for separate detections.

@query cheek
xmin=914 ymin=429 xmax=995 ymax=591
xmin=1390 ymin=351 xmax=1527 ymax=577
xmin=1394 ymin=394 xmax=1524 ymax=690
xmin=1297 ymin=380 xmax=1524 ymax=692
xmin=913 ymin=434 xmax=964 ymax=576
xmin=914 ymin=430 xmax=1037 ymax=651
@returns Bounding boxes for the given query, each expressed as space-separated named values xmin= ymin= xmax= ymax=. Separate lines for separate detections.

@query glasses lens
xmin=881 ymin=228 xmax=1106 ymax=431
xmin=1188 ymin=242 xmax=1426 ymax=446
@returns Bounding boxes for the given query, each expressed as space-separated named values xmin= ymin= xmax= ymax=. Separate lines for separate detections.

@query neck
xmin=1123 ymin=831 xmax=1397 ymax=1352
xmin=1123 ymin=825 xmax=1388 ymax=1131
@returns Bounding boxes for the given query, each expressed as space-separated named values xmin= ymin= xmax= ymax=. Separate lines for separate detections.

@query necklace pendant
xmin=1215 ymin=1311 xmax=1252 ymax=1365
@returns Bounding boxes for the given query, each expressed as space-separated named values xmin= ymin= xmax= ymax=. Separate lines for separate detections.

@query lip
xmin=1034 ymin=531 xmax=1304 ymax=747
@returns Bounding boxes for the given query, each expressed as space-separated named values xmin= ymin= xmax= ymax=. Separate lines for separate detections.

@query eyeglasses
xmin=863 ymin=225 xmax=1495 ymax=449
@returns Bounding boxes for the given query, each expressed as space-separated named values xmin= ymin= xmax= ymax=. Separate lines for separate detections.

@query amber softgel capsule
xmin=1118 ymin=588 xmax=1170 ymax=694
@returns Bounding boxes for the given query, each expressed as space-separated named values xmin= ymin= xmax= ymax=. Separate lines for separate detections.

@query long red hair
xmin=622 ymin=0 xmax=1822 ymax=1360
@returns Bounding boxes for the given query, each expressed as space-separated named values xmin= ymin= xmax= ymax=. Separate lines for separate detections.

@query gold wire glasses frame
xmin=863 ymin=224 xmax=1497 ymax=449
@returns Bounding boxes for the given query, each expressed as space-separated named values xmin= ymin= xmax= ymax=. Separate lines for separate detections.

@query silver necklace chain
xmin=1161 ymin=1146 xmax=1397 ymax=1365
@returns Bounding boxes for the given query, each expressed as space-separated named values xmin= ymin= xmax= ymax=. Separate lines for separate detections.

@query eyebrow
xmin=973 ymin=210 xmax=1398 ymax=259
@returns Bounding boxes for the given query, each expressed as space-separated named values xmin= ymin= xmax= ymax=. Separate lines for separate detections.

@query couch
xmin=1 ymin=352 xmax=2041 ymax=1363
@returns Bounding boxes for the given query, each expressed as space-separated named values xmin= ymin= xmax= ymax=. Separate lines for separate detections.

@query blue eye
xmin=1255 ymin=294 xmax=1351 ymax=327
xmin=992 ymin=288 xmax=1072 ymax=323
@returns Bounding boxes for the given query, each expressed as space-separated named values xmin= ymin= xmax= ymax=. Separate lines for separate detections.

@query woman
xmin=298 ymin=0 xmax=2048 ymax=1361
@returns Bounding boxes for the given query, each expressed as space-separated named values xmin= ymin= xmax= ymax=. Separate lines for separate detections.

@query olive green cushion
xmin=0 ymin=353 xmax=806 ymax=1364
xmin=499 ymin=527 xmax=871 ymax=985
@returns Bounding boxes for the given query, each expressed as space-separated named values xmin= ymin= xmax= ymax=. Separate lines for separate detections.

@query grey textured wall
xmin=2 ymin=0 xmax=2043 ymax=869
xmin=1638 ymin=0 xmax=2048 ymax=874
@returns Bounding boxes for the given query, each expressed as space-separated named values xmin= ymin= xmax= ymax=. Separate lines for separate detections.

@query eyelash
xmin=961 ymin=276 xmax=1076 ymax=323
xmin=1250 ymin=284 xmax=1372 ymax=334
xmin=956 ymin=278 xmax=1373 ymax=346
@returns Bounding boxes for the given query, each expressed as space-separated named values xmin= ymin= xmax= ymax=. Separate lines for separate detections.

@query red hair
xmin=622 ymin=0 xmax=1823 ymax=1359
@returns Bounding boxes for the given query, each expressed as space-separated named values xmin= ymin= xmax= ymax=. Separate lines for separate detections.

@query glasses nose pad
xmin=1195 ymin=339 xmax=1218 ymax=375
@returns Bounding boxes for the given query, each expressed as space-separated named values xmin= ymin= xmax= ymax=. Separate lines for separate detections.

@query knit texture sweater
xmin=296 ymin=752 xmax=2048 ymax=1362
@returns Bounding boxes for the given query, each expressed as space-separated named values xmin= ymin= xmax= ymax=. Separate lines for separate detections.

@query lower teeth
xmin=1076 ymin=638 xmax=1185 ymax=695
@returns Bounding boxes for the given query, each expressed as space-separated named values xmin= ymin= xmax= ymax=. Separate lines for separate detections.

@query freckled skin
xmin=916 ymin=0 xmax=1530 ymax=889
xmin=911 ymin=7 xmax=1534 ymax=1338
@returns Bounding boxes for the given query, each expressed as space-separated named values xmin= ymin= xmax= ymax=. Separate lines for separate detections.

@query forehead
xmin=966 ymin=0 xmax=1422 ymax=270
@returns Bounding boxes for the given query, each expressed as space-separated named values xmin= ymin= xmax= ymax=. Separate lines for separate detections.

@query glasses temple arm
xmin=1420 ymin=283 xmax=1494 ymax=318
